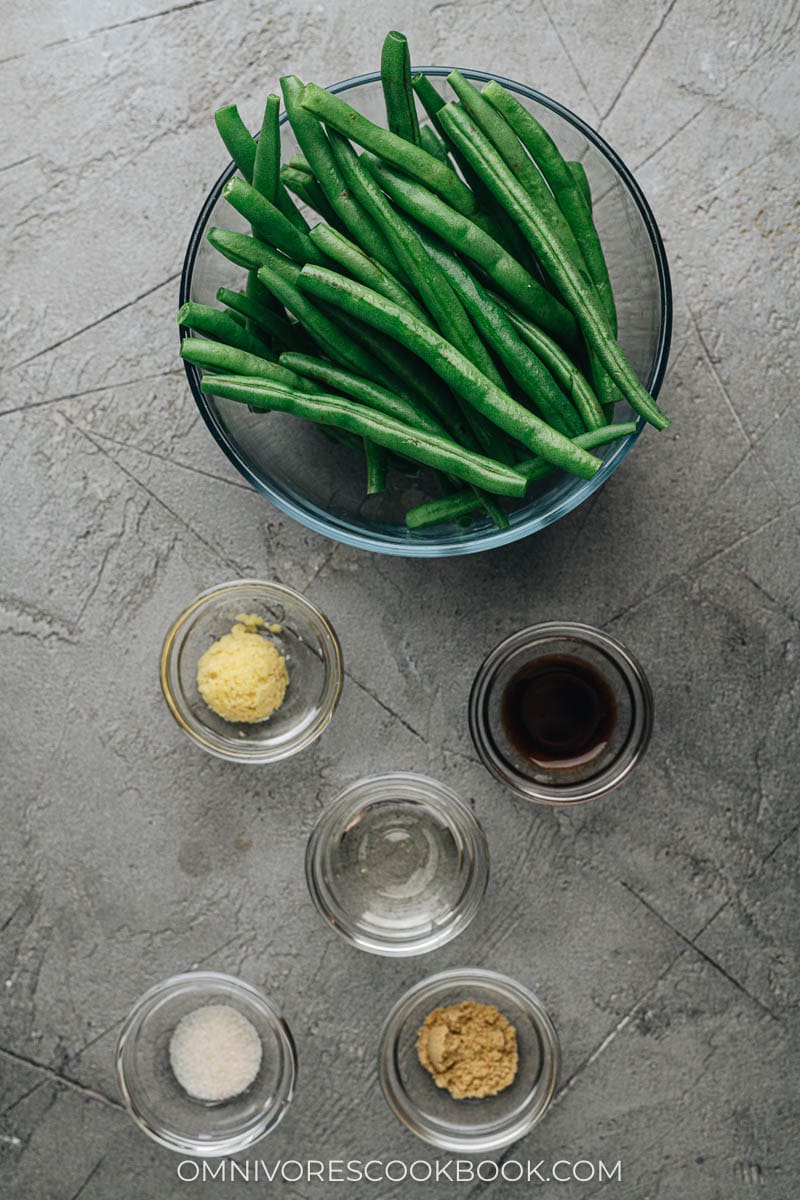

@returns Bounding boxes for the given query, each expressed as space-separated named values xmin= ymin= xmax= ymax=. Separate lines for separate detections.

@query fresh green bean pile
xmin=179 ymin=31 xmax=669 ymax=532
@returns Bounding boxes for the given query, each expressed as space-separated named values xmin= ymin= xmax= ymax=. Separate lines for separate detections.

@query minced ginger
xmin=196 ymin=613 xmax=288 ymax=724
xmin=417 ymin=1000 xmax=518 ymax=1100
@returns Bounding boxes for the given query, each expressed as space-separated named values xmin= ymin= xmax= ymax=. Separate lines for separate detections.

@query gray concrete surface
xmin=1 ymin=1 xmax=798 ymax=1197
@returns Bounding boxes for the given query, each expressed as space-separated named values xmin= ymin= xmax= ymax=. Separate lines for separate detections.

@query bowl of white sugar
xmin=116 ymin=971 xmax=297 ymax=1155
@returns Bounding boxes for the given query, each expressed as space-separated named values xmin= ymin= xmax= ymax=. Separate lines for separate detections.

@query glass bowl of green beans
xmin=181 ymin=68 xmax=671 ymax=557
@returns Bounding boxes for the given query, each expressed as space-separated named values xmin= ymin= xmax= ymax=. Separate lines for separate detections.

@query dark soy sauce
xmin=501 ymin=655 xmax=617 ymax=769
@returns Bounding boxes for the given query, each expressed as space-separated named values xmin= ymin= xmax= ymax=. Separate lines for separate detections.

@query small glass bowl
xmin=469 ymin=622 xmax=653 ymax=805
xmin=379 ymin=967 xmax=559 ymax=1152
xmin=160 ymin=579 xmax=343 ymax=763
xmin=115 ymin=971 xmax=297 ymax=1156
xmin=305 ymin=773 xmax=489 ymax=957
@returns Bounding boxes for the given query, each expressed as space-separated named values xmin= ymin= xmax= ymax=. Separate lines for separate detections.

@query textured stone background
xmin=1 ymin=1 xmax=798 ymax=1197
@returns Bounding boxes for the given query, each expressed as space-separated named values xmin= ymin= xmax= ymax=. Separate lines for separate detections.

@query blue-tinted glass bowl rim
xmin=180 ymin=66 xmax=673 ymax=558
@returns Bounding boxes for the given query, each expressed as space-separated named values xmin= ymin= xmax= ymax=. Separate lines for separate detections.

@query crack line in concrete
xmin=0 ymin=370 xmax=183 ymax=419
xmin=620 ymin=881 xmax=781 ymax=1023
xmin=761 ymin=822 xmax=798 ymax=865
xmin=0 ymin=0 xmax=220 ymax=67
xmin=600 ymin=0 xmax=680 ymax=126
xmin=0 ymin=1078 xmax=46 ymax=1119
xmin=68 ymin=1156 xmax=106 ymax=1200
xmin=81 ymin=427 xmax=253 ymax=494
xmin=345 ymin=670 xmax=428 ymax=746
xmin=5 ymin=274 xmax=180 ymax=372
xmin=539 ymin=0 xmax=597 ymax=118
xmin=0 ymin=1047 xmax=123 ymax=1112
xmin=63 ymin=415 xmax=246 ymax=579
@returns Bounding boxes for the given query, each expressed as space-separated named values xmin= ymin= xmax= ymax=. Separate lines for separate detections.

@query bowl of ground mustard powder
xmin=161 ymin=580 xmax=342 ymax=763
xmin=379 ymin=968 xmax=560 ymax=1152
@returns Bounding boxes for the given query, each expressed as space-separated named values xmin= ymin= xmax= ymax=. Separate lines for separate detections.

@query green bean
xmin=419 ymin=237 xmax=585 ymax=436
xmin=411 ymin=72 xmax=485 ymax=192
xmin=279 ymin=352 xmax=447 ymax=436
xmin=217 ymin=285 xmax=276 ymax=338
xmin=180 ymin=337 xmax=321 ymax=393
xmin=279 ymin=166 xmax=340 ymax=227
xmin=567 ymin=160 xmax=591 ymax=212
xmin=448 ymin=91 xmax=618 ymax=415
xmin=274 ymin=182 xmax=311 ymax=233
xmin=327 ymin=134 xmax=514 ymax=465
xmin=287 ymin=154 xmax=314 ymax=174
xmin=480 ymin=101 xmax=621 ymax=417
xmin=319 ymin=303 xmax=470 ymax=438
xmin=246 ymin=266 xmax=284 ymax=325
xmin=177 ymin=301 xmax=275 ymax=360
xmin=405 ymin=423 xmax=637 ymax=527
xmin=381 ymin=31 xmax=421 ymax=145
xmin=308 ymin=223 xmax=427 ymax=322
xmin=240 ymin=244 xmax=448 ymax=420
xmin=410 ymin=72 xmax=531 ymax=263
xmin=213 ymin=104 xmax=256 ymax=181
xmin=515 ymin=421 xmax=636 ymax=480
xmin=498 ymin=299 xmax=607 ymax=431
xmin=438 ymin=104 xmax=670 ymax=430
xmin=451 ymin=74 xmax=611 ymax=350
xmin=199 ymin=376 xmax=529 ymax=497
xmin=214 ymin=105 xmax=299 ymax=313
xmin=281 ymin=75 xmax=401 ymax=273
xmin=364 ymin=157 xmax=578 ymax=346
xmin=222 ymin=177 xmax=325 ymax=265
xmin=470 ymin=491 xmax=509 ymax=531
xmin=408 ymin=74 xmax=445 ymax=121
xmin=405 ymin=492 xmax=483 ymax=529
xmin=299 ymin=81 xmax=479 ymax=218
xmin=589 ymin=351 xmax=619 ymax=422
xmin=216 ymin=287 xmax=314 ymax=354
xmin=448 ymin=73 xmax=587 ymax=271
xmin=255 ymin=263 xmax=409 ymax=398
xmin=182 ymin=337 xmax=367 ymax=456
xmin=364 ymin=439 xmax=388 ymax=493
xmin=207 ymin=227 xmax=299 ymax=282
xmin=419 ymin=124 xmax=449 ymax=165
xmin=298 ymin=265 xmax=603 ymax=479
xmin=483 ymin=81 xmax=616 ymax=328
xmin=214 ymin=101 xmax=307 ymax=236
xmin=252 ymin=94 xmax=281 ymax=203
xmin=206 ymin=229 xmax=542 ymax=450
xmin=411 ymin=73 xmax=487 ymax=192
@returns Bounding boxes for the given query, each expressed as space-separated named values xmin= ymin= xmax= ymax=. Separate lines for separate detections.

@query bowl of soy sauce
xmin=468 ymin=623 xmax=653 ymax=804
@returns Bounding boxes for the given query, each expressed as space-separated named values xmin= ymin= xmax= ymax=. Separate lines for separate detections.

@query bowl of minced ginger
xmin=197 ymin=613 xmax=289 ymax=724
xmin=160 ymin=580 xmax=343 ymax=763
xmin=417 ymin=1000 xmax=519 ymax=1100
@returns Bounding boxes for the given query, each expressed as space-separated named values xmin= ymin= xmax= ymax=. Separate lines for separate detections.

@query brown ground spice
xmin=416 ymin=1000 xmax=518 ymax=1100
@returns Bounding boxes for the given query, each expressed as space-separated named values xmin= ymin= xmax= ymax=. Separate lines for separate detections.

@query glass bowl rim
xmin=468 ymin=620 xmax=654 ymax=804
xmin=179 ymin=66 xmax=673 ymax=558
xmin=159 ymin=578 xmax=343 ymax=763
xmin=378 ymin=965 xmax=560 ymax=1151
xmin=305 ymin=771 xmax=489 ymax=957
xmin=115 ymin=969 xmax=298 ymax=1156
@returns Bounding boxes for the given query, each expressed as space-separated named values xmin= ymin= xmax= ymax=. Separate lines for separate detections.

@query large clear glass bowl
xmin=180 ymin=68 xmax=672 ymax=557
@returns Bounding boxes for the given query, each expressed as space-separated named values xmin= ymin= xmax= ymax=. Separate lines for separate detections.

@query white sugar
xmin=169 ymin=1004 xmax=262 ymax=1102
